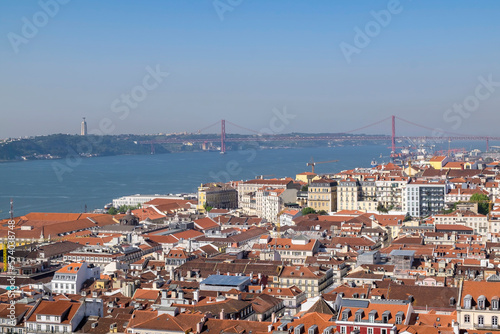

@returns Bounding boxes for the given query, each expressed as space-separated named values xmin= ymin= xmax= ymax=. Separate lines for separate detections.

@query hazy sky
xmin=1 ymin=0 xmax=500 ymax=138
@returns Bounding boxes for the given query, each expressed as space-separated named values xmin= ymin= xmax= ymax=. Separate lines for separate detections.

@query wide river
xmin=0 ymin=141 xmax=484 ymax=218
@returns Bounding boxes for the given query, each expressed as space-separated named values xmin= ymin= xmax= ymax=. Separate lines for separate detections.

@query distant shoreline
xmin=0 ymin=133 xmax=392 ymax=163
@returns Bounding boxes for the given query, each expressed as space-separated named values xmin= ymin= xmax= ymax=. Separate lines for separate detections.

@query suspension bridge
xmin=140 ymin=116 xmax=500 ymax=155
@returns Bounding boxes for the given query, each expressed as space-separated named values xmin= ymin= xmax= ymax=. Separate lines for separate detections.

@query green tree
xmin=377 ymin=203 xmax=388 ymax=213
xmin=470 ymin=193 xmax=490 ymax=215
xmin=317 ymin=210 xmax=328 ymax=215
xmin=441 ymin=202 xmax=459 ymax=214
xmin=107 ymin=207 xmax=118 ymax=215
xmin=301 ymin=185 xmax=309 ymax=191
xmin=301 ymin=207 xmax=316 ymax=215
xmin=204 ymin=203 xmax=213 ymax=212
xmin=117 ymin=204 xmax=141 ymax=214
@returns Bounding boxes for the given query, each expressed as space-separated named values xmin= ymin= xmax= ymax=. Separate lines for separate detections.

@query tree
xmin=377 ymin=203 xmax=388 ymax=213
xmin=204 ymin=203 xmax=213 ymax=212
xmin=470 ymin=193 xmax=490 ymax=215
xmin=301 ymin=185 xmax=309 ymax=191
xmin=301 ymin=207 xmax=316 ymax=215
xmin=317 ymin=210 xmax=328 ymax=215
xmin=117 ymin=204 xmax=141 ymax=214
xmin=441 ymin=202 xmax=459 ymax=215
xmin=107 ymin=207 xmax=118 ymax=215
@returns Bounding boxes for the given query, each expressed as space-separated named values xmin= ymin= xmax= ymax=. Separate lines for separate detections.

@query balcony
xmin=474 ymin=324 xmax=499 ymax=330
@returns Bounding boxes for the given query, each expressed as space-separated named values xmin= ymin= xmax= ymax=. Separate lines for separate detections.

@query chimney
xmin=258 ymin=273 xmax=262 ymax=279
xmin=196 ymin=317 xmax=206 ymax=334
xmin=268 ymin=325 xmax=273 ymax=332
xmin=390 ymin=326 xmax=397 ymax=334
xmin=271 ymin=312 xmax=276 ymax=323
xmin=261 ymin=284 xmax=265 ymax=292
xmin=220 ymin=309 xmax=225 ymax=319
xmin=193 ymin=290 xmax=200 ymax=303
xmin=452 ymin=320 xmax=459 ymax=334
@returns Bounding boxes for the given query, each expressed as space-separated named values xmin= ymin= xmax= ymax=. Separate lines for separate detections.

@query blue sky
xmin=1 ymin=0 xmax=500 ymax=138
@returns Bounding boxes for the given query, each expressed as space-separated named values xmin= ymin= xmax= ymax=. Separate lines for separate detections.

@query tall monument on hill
xmin=81 ymin=117 xmax=87 ymax=136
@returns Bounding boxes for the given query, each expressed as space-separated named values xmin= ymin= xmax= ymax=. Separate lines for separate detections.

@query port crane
xmin=306 ymin=157 xmax=339 ymax=173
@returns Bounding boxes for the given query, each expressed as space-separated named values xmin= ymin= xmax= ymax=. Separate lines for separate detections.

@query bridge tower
xmin=391 ymin=115 xmax=396 ymax=158
xmin=220 ymin=119 xmax=226 ymax=154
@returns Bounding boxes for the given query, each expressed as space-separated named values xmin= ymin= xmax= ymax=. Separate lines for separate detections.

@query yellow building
xmin=429 ymin=156 xmax=450 ymax=170
xmin=197 ymin=183 xmax=238 ymax=212
xmin=295 ymin=172 xmax=319 ymax=185
xmin=307 ymin=178 xmax=337 ymax=212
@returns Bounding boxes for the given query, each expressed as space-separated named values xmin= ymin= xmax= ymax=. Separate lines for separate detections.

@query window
xmin=368 ymin=329 xmax=373 ymax=334
xmin=369 ymin=311 xmax=377 ymax=323
xmin=342 ymin=309 xmax=351 ymax=321
xmin=463 ymin=295 xmax=472 ymax=309
xmin=493 ymin=316 xmax=498 ymax=327
xmin=478 ymin=296 xmax=486 ymax=310
xmin=395 ymin=312 xmax=404 ymax=325
xmin=355 ymin=310 xmax=363 ymax=322
xmin=478 ymin=315 xmax=484 ymax=326
xmin=382 ymin=311 xmax=391 ymax=324
xmin=340 ymin=327 xmax=346 ymax=334
xmin=492 ymin=298 xmax=499 ymax=310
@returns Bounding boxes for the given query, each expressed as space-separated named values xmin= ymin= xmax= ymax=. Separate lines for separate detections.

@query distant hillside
xmin=0 ymin=133 xmax=388 ymax=162
xmin=0 ymin=134 xmax=169 ymax=161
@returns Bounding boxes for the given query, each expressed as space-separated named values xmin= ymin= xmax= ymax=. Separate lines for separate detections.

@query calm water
xmin=0 ymin=144 xmax=392 ymax=217
xmin=0 ymin=140 xmax=491 ymax=218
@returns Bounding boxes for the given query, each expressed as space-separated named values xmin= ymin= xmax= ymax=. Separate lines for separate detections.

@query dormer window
xmin=395 ymin=311 xmax=404 ymax=324
xmin=369 ymin=310 xmax=377 ymax=323
xmin=342 ymin=309 xmax=351 ymax=321
xmin=355 ymin=310 xmax=364 ymax=322
xmin=478 ymin=295 xmax=486 ymax=310
xmin=382 ymin=311 xmax=391 ymax=323
xmin=463 ymin=295 xmax=472 ymax=309
xmin=492 ymin=297 xmax=499 ymax=310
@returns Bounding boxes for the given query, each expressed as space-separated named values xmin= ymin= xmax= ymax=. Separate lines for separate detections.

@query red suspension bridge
xmin=141 ymin=116 xmax=500 ymax=154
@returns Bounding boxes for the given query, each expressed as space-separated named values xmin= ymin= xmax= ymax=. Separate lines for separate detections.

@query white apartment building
xmin=255 ymin=188 xmax=298 ymax=223
xmin=403 ymin=179 xmax=448 ymax=217
xmin=375 ymin=176 xmax=408 ymax=211
xmin=51 ymin=262 xmax=100 ymax=295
